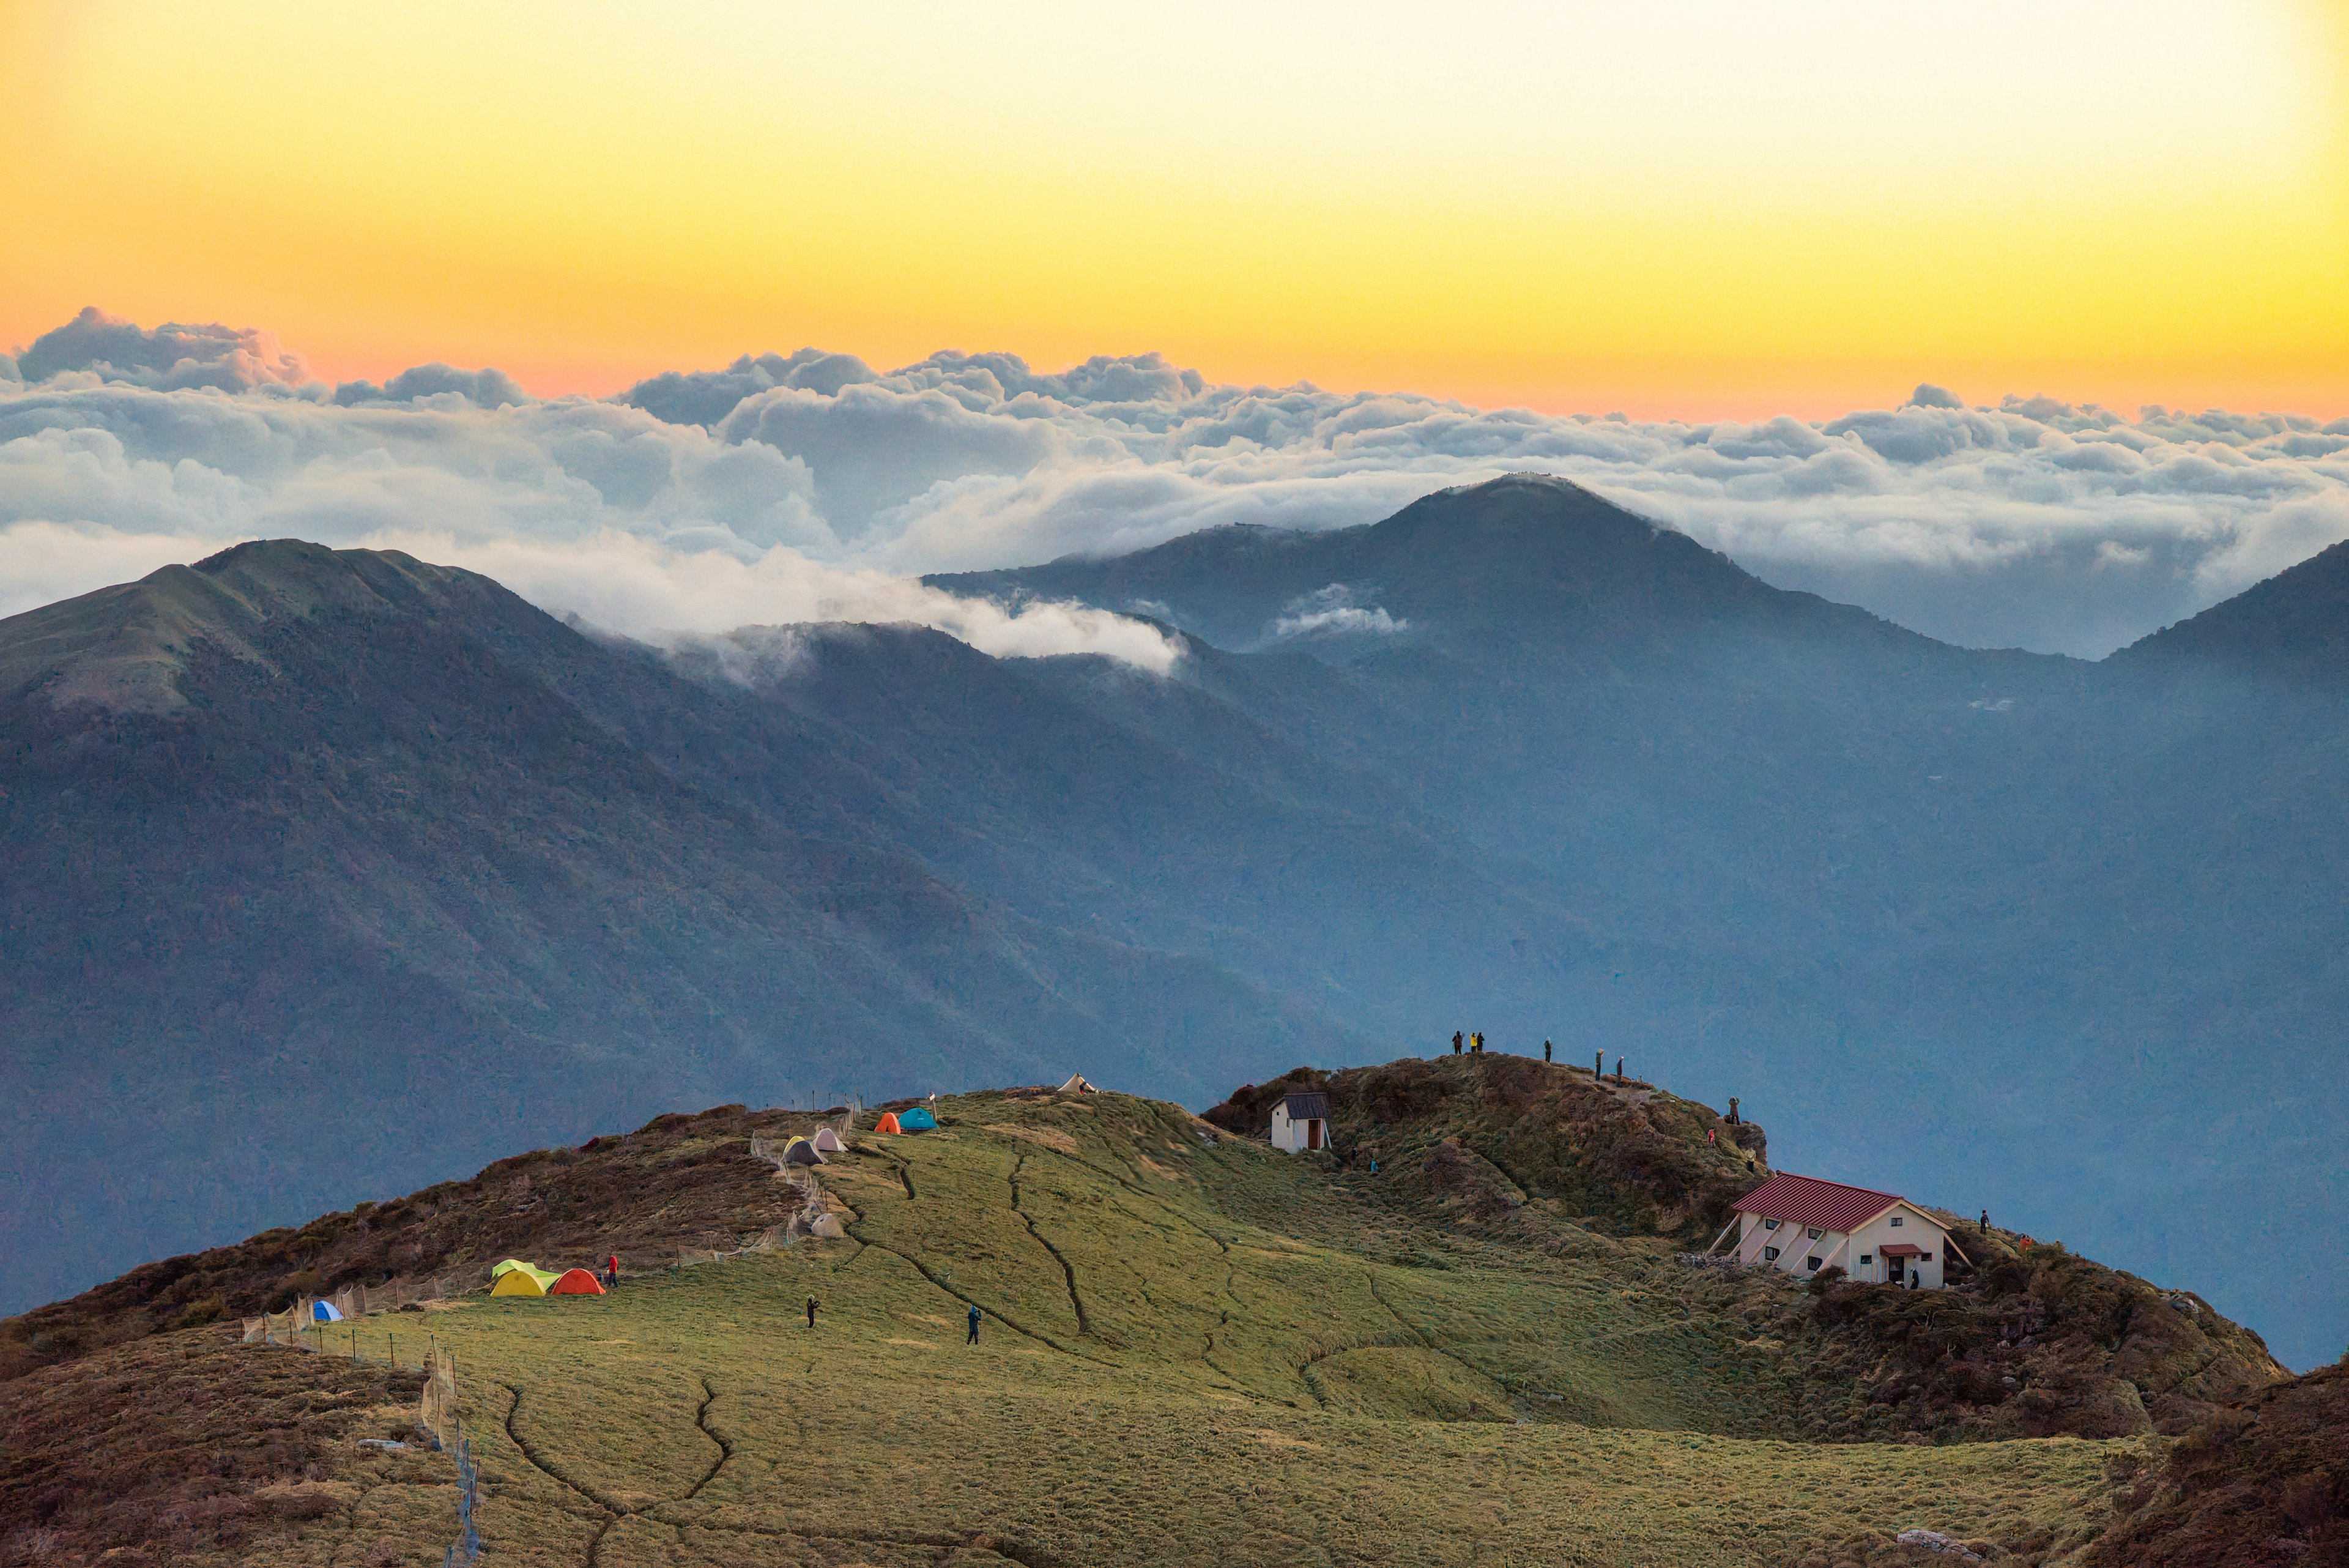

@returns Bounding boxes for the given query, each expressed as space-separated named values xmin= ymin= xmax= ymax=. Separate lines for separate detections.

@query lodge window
xmin=1919 ymin=1252 xmax=1931 ymax=1262
xmin=1806 ymin=1226 xmax=1822 ymax=1239
xmin=1806 ymin=1256 xmax=1822 ymax=1271
xmin=1890 ymin=1216 xmax=1903 ymax=1227
xmin=1763 ymin=1246 xmax=1780 ymax=1261
xmin=1763 ymin=1218 xmax=1780 ymax=1230
xmin=1859 ymin=1254 xmax=1872 ymax=1266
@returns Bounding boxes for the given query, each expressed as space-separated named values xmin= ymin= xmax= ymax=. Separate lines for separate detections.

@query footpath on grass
xmin=5 ymin=1062 xmax=2319 ymax=1567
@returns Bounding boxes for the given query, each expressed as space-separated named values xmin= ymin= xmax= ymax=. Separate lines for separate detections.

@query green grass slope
xmin=16 ymin=1071 xmax=2304 ymax=1567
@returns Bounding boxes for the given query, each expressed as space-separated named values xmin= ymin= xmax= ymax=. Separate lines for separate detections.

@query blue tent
xmin=898 ymin=1105 xmax=938 ymax=1131
xmin=311 ymin=1299 xmax=343 ymax=1322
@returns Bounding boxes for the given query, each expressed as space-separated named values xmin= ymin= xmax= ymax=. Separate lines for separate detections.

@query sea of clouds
xmin=6 ymin=306 xmax=2348 ymax=664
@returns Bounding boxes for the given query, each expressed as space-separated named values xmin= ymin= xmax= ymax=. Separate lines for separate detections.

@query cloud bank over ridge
xmin=7 ymin=309 xmax=2349 ymax=660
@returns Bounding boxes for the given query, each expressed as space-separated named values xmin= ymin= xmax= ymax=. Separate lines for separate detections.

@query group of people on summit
xmin=1450 ymin=1031 xmax=1628 ymax=1084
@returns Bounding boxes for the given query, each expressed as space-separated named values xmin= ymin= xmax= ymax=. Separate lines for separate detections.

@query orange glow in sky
xmin=2 ymin=0 xmax=2345 ymax=418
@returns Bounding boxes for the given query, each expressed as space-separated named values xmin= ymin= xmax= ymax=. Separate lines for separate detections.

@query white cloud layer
xmin=7 ymin=311 xmax=2349 ymax=660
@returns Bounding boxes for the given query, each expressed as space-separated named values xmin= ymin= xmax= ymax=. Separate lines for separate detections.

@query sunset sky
xmin=4 ymin=0 xmax=2346 ymax=417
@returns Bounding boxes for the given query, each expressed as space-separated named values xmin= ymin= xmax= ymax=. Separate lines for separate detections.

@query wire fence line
xmin=744 ymin=1132 xmax=847 ymax=1243
xmin=234 ymin=1120 xmax=865 ymax=1561
xmin=241 ymin=1304 xmax=478 ymax=1564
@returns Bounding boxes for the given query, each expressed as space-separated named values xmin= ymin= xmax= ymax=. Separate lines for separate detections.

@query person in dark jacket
xmin=1543 ymin=1040 xmax=1553 ymax=1063
xmin=967 ymin=1303 xmax=982 ymax=1344
xmin=1452 ymin=1031 xmax=1463 ymax=1055
xmin=806 ymin=1296 xmax=818 ymax=1329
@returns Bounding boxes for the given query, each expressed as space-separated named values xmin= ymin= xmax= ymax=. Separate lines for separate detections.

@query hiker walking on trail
xmin=806 ymin=1296 xmax=818 ymax=1329
xmin=967 ymin=1303 xmax=983 ymax=1345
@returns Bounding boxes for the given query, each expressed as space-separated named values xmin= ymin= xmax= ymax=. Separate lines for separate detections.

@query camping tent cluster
xmin=488 ymin=1258 xmax=605 ymax=1298
xmin=872 ymin=1106 xmax=937 ymax=1135
xmin=780 ymin=1126 xmax=848 ymax=1165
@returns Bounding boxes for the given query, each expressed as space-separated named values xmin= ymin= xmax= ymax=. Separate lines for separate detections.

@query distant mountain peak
xmin=2121 ymin=536 xmax=2349 ymax=677
xmin=0 ymin=540 xmax=506 ymax=715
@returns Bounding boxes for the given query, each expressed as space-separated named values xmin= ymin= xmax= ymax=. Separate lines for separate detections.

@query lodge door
xmin=1307 ymin=1119 xmax=1323 ymax=1150
xmin=1885 ymin=1255 xmax=1905 ymax=1285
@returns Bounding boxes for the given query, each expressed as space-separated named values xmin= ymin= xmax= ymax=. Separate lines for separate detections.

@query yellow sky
xmin=2 ymin=0 xmax=2345 ymax=417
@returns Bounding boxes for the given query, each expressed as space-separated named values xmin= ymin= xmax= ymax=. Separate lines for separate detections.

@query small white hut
xmin=1269 ymin=1091 xmax=1330 ymax=1153
xmin=1720 ymin=1172 xmax=1966 ymax=1288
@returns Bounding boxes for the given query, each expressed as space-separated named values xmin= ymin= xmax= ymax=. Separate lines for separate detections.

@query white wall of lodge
xmin=1270 ymin=1104 xmax=1326 ymax=1153
xmin=1735 ymin=1204 xmax=1951 ymax=1288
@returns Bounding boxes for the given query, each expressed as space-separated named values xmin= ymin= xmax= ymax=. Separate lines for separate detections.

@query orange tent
xmin=874 ymin=1111 xmax=904 ymax=1134
xmin=548 ymin=1268 xmax=606 ymax=1295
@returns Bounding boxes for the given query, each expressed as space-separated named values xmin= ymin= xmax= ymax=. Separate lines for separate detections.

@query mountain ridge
xmin=4 ymin=476 xmax=2347 ymax=1370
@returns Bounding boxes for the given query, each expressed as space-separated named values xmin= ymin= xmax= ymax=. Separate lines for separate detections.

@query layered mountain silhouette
xmin=4 ymin=475 xmax=2344 ymax=1368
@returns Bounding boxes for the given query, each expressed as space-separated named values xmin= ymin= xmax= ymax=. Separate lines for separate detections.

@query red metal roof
xmin=1733 ymin=1173 xmax=1903 ymax=1234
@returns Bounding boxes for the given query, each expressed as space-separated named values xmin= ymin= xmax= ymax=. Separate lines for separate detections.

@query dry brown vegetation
xmin=1209 ymin=1054 xmax=1769 ymax=1239
xmin=0 ymin=1104 xmax=822 ymax=1384
xmin=1792 ymin=1238 xmax=2285 ymax=1446
xmin=2081 ymin=1363 xmax=2349 ymax=1566
xmin=0 ymin=1325 xmax=451 ymax=1567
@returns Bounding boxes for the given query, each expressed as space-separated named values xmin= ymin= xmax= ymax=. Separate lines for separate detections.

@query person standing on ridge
xmin=967 ymin=1302 xmax=982 ymax=1345
xmin=1615 ymin=1055 xmax=1625 ymax=1084
xmin=1595 ymin=1050 xmax=1605 ymax=1078
xmin=1543 ymin=1039 xmax=1553 ymax=1063
xmin=806 ymin=1296 xmax=818 ymax=1330
xmin=1472 ymin=1031 xmax=1483 ymax=1053
xmin=1452 ymin=1031 xmax=1463 ymax=1055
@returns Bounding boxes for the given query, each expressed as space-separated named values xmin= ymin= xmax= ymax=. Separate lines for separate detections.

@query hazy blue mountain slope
xmin=626 ymin=623 xmax=1612 ymax=1042
xmin=9 ymin=477 xmax=2348 ymax=1368
xmin=938 ymin=475 xmax=2347 ymax=1369
xmin=0 ymin=543 xmax=1365 ymax=1315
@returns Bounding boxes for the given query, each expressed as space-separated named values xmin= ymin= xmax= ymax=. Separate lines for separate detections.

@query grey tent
xmin=782 ymin=1135 xmax=826 ymax=1166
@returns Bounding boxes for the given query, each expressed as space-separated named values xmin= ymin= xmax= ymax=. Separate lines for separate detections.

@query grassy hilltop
xmin=1 ymin=1058 xmax=2326 ymax=1567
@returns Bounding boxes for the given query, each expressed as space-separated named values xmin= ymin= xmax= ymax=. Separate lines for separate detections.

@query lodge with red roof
xmin=1711 ymin=1173 xmax=1969 ymax=1289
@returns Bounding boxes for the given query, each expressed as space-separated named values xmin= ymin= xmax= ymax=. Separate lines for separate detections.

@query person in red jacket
xmin=604 ymin=1254 xmax=619 ymax=1288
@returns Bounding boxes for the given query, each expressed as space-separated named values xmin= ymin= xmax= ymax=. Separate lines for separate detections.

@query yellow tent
xmin=489 ymin=1260 xmax=560 ymax=1296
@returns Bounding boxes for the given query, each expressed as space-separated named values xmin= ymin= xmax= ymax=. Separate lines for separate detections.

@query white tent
xmin=1059 ymin=1073 xmax=1097 ymax=1095
xmin=811 ymin=1126 xmax=846 ymax=1153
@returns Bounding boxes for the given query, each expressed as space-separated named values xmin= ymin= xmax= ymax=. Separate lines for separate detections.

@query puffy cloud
xmin=1271 ymin=584 xmax=1408 ymax=641
xmin=333 ymin=363 xmax=533 ymax=409
xmin=7 ymin=310 xmax=2349 ymax=659
xmin=363 ymin=527 xmax=1182 ymax=672
xmin=15 ymin=307 xmax=316 ymax=393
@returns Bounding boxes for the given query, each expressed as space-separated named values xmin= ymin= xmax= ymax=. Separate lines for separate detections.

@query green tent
xmin=489 ymin=1259 xmax=562 ymax=1295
